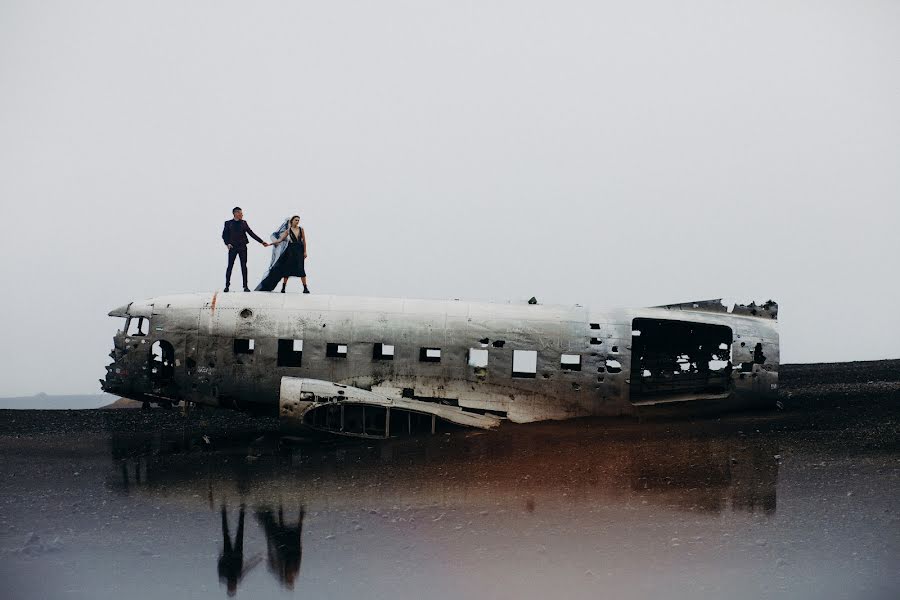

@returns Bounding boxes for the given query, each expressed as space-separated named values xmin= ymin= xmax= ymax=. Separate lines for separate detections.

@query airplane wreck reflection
xmin=105 ymin=423 xmax=782 ymax=594
xmin=107 ymin=422 xmax=780 ymax=519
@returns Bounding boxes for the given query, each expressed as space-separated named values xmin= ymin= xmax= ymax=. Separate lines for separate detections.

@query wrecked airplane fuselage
xmin=102 ymin=293 xmax=779 ymax=438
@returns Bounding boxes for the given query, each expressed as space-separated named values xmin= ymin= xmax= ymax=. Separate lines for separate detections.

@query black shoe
xmin=243 ymin=287 xmax=251 ymax=292
xmin=281 ymin=282 xmax=287 ymax=293
xmin=303 ymin=286 xmax=310 ymax=294
xmin=224 ymin=286 xmax=230 ymax=293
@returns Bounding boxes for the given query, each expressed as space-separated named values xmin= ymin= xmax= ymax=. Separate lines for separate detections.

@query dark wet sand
xmin=1 ymin=361 xmax=898 ymax=600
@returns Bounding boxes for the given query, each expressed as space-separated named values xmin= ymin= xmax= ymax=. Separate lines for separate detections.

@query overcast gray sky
xmin=1 ymin=0 xmax=898 ymax=396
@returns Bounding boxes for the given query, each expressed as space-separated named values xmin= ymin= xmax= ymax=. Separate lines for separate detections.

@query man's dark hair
xmin=232 ymin=207 xmax=242 ymax=214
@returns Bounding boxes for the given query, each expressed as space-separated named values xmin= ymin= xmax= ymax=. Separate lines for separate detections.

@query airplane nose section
xmin=108 ymin=299 xmax=154 ymax=318
xmin=108 ymin=303 xmax=132 ymax=317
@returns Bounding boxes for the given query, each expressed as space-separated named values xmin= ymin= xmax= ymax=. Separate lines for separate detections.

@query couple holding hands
xmin=222 ymin=207 xmax=309 ymax=294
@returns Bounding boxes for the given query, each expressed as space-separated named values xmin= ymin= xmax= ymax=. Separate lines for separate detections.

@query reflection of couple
xmin=255 ymin=215 xmax=310 ymax=294
xmin=218 ymin=505 xmax=262 ymax=597
xmin=218 ymin=504 xmax=305 ymax=594
xmin=256 ymin=506 xmax=306 ymax=590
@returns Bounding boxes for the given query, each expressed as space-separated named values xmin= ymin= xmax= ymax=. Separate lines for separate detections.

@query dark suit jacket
xmin=222 ymin=219 xmax=265 ymax=247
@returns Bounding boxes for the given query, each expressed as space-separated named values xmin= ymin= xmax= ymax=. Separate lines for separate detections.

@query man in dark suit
xmin=223 ymin=207 xmax=268 ymax=292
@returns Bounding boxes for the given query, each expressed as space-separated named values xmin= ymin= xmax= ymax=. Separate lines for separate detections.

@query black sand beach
xmin=1 ymin=360 xmax=897 ymax=599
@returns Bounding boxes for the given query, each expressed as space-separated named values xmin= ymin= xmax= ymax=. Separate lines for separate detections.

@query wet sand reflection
xmin=109 ymin=425 xmax=780 ymax=518
xmin=105 ymin=422 xmax=788 ymax=595
xmin=218 ymin=505 xmax=261 ymax=596
xmin=255 ymin=506 xmax=305 ymax=590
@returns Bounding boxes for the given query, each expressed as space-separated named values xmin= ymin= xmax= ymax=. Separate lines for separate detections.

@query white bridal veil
xmin=253 ymin=217 xmax=291 ymax=291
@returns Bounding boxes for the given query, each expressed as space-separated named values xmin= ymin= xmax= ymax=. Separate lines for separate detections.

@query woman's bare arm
xmin=272 ymin=230 xmax=289 ymax=245
xmin=302 ymin=228 xmax=308 ymax=257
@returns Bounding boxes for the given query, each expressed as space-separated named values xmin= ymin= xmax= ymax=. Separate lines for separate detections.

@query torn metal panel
xmin=102 ymin=292 xmax=780 ymax=436
xmin=279 ymin=378 xmax=501 ymax=438
xmin=731 ymin=300 xmax=778 ymax=320
xmin=655 ymin=298 xmax=778 ymax=321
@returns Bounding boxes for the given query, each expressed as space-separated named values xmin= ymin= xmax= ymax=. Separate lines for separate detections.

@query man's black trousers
xmin=226 ymin=245 xmax=249 ymax=288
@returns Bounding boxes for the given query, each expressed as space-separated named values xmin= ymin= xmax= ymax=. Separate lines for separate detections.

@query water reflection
xmin=255 ymin=506 xmax=305 ymax=590
xmin=106 ymin=422 xmax=781 ymax=595
xmin=626 ymin=438 xmax=777 ymax=514
xmin=218 ymin=505 xmax=261 ymax=596
xmin=107 ymin=424 xmax=780 ymax=520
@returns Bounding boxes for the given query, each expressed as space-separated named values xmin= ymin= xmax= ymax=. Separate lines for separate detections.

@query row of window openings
xmin=234 ymin=339 xmax=584 ymax=377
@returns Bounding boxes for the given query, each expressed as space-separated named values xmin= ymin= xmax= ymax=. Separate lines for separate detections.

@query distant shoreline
xmin=0 ymin=393 xmax=117 ymax=410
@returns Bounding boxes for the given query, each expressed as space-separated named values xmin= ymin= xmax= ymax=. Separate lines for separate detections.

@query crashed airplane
xmin=102 ymin=293 xmax=779 ymax=438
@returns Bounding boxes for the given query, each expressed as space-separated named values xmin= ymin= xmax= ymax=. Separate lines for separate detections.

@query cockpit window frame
xmin=126 ymin=316 xmax=150 ymax=337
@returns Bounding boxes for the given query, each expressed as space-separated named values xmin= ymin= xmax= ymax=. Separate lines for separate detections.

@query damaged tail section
xmin=655 ymin=299 xmax=778 ymax=320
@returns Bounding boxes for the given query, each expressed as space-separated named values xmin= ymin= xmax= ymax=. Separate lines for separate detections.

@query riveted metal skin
xmin=102 ymin=293 xmax=779 ymax=437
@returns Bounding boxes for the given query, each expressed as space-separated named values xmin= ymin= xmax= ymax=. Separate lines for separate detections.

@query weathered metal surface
xmin=279 ymin=378 xmax=502 ymax=434
xmin=102 ymin=292 xmax=779 ymax=436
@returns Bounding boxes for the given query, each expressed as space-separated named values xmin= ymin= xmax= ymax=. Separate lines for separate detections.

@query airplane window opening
xmin=590 ymin=323 xmax=600 ymax=330
xmin=605 ymin=359 xmax=622 ymax=373
xmin=127 ymin=317 xmax=149 ymax=337
xmin=277 ymin=339 xmax=303 ymax=367
xmin=420 ymin=348 xmax=441 ymax=363
xmin=512 ymin=350 xmax=538 ymax=378
xmin=373 ymin=343 xmax=395 ymax=360
xmin=326 ymin=343 xmax=348 ymax=358
xmin=590 ymin=338 xmax=603 ymax=345
xmin=468 ymin=348 xmax=489 ymax=368
xmin=233 ymin=339 xmax=254 ymax=355
xmin=561 ymin=354 xmax=582 ymax=371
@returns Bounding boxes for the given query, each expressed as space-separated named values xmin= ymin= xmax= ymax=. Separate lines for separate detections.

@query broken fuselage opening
xmin=150 ymin=340 xmax=176 ymax=382
xmin=630 ymin=318 xmax=733 ymax=403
